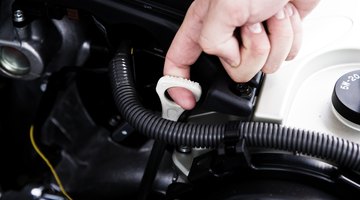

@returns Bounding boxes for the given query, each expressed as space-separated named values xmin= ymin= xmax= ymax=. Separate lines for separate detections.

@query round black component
xmin=332 ymin=70 xmax=360 ymax=125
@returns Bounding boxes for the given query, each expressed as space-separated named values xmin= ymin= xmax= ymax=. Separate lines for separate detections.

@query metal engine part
xmin=0 ymin=0 xmax=89 ymax=79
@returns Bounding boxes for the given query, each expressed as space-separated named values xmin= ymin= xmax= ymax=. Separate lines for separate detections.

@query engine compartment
xmin=1 ymin=0 xmax=360 ymax=199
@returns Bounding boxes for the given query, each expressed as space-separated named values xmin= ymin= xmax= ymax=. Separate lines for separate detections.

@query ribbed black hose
xmin=109 ymin=43 xmax=360 ymax=171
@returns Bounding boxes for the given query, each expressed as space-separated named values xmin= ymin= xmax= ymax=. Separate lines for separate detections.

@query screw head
xmin=177 ymin=146 xmax=191 ymax=154
xmin=13 ymin=10 xmax=25 ymax=22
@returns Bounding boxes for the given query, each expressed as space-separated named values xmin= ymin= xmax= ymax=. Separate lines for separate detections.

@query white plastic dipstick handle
xmin=156 ymin=76 xmax=202 ymax=121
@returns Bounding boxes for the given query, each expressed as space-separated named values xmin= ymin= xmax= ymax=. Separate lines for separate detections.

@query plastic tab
xmin=156 ymin=75 xmax=202 ymax=121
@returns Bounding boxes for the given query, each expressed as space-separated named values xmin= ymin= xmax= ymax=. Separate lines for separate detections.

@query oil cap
xmin=332 ymin=70 xmax=360 ymax=128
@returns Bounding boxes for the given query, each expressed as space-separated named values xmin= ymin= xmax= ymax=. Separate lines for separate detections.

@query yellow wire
xmin=30 ymin=125 xmax=73 ymax=200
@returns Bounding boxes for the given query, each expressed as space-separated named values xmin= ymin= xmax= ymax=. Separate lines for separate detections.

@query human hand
xmin=163 ymin=0 xmax=320 ymax=109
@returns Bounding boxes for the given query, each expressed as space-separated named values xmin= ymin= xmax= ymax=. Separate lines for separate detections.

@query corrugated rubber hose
xmin=109 ymin=42 xmax=360 ymax=171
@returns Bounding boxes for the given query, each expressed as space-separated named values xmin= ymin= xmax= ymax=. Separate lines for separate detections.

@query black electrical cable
xmin=109 ymin=42 xmax=360 ymax=171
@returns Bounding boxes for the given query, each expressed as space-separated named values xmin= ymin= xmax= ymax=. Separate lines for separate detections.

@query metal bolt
xmin=235 ymin=83 xmax=252 ymax=96
xmin=109 ymin=118 xmax=118 ymax=126
xmin=40 ymin=83 xmax=47 ymax=92
xmin=109 ymin=115 xmax=121 ymax=127
xmin=13 ymin=10 xmax=25 ymax=23
xmin=177 ymin=146 xmax=191 ymax=154
xmin=172 ymin=173 xmax=179 ymax=182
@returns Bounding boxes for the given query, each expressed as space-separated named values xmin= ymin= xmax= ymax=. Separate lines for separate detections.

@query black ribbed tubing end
xmin=240 ymin=122 xmax=360 ymax=171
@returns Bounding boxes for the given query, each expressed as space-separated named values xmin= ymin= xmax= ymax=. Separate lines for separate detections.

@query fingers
xmin=224 ymin=3 xmax=300 ymax=81
xmin=286 ymin=3 xmax=303 ymax=60
xmin=201 ymin=2 xmax=305 ymax=81
xmin=163 ymin=0 xmax=318 ymax=110
xmin=291 ymin=0 xmax=321 ymax=19
xmin=262 ymin=5 xmax=294 ymax=73
xmin=197 ymin=0 xmax=287 ymax=71
xmin=220 ymin=23 xmax=270 ymax=82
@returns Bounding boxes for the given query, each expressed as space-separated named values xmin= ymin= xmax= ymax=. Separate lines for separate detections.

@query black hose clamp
xmin=217 ymin=121 xmax=251 ymax=168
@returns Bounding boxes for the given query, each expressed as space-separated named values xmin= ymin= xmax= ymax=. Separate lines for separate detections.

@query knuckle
xmin=199 ymin=36 xmax=219 ymax=55
xmin=262 ymin=65 xmax=279 ymax=74
xmin=237 ymin=75 xmax=253 ymax=83
xmin=229 ymin=71 xmax=253 ymax=83
xmin=216 ymin=0 xmax=248 ymax=24
xmin=221 ymin=0 xmax=239 ymax=12
xmin=229 ymin=6 xmax=249 ymax=24
xmin=251 ymin=45 xmax=270 ymax=56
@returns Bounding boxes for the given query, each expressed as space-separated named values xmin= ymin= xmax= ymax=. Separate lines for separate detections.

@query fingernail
xmin=275 ymin=9 xmax=285 ymax=19
xmin=248 ymin=23 xmax=262 ymax=33
xmin=285 ymin=4 xmax=293 ymax=16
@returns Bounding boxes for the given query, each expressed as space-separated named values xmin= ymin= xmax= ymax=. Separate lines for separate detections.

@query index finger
xmin=164 ymin=2 xmax=207 ymax=78
xmin=163 ymin=2 xmax=208 ymax=110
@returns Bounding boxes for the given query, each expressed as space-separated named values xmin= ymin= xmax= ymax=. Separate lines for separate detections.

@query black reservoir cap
xmin=332 ymin=70 xmax=360 ymax=125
